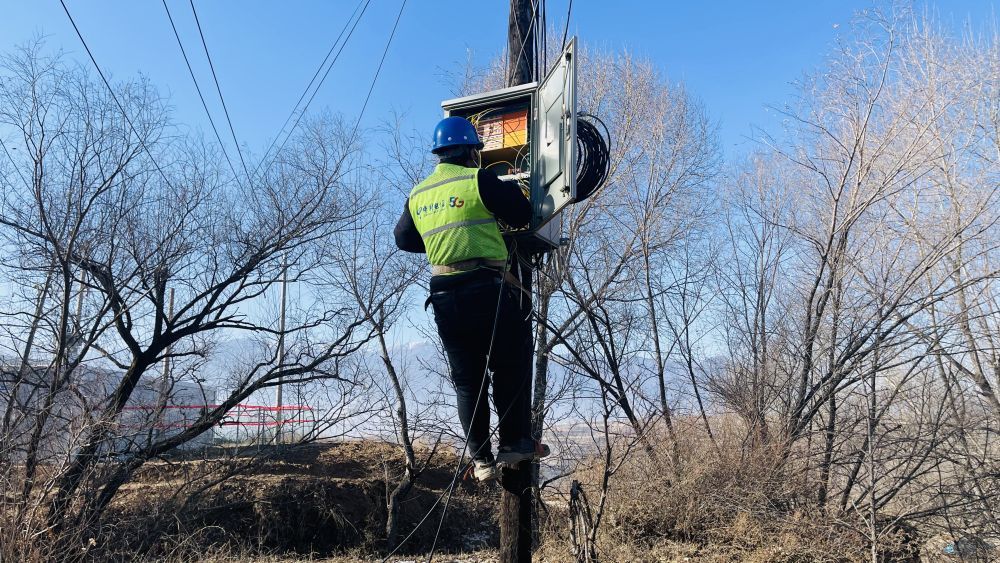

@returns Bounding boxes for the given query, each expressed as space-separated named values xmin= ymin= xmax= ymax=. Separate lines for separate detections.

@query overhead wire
xmin=161 ymin=0 xmax=245 ymax=187
xmin=382 ymin=252 xmax=541 ymax=562
xmin=188 ymin=0 xmax=251 ymax=184
xmin=345 ymin=0 xmax=407 ymax=143
xmin=379 ymin=254 xmax=518 ymax=563
xmin=560 ymin=0 xmax=573 ymax=52
xmin=539 ymin=0 xmax=546 ymax=80
xmin=251 ymin=0 xmax=370 ymax=180
xmin=59 ymin=0 xmax=176 ymax=190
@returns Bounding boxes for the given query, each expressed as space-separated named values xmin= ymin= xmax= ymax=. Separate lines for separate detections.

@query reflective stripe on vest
xmin=409 ymin=163 xmax=508 ymax=268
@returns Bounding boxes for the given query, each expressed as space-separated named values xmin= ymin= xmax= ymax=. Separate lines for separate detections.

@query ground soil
xmin=104 ymin=440 xmax=499 ymax=561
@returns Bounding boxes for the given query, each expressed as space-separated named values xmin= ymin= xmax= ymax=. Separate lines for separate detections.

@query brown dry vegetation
xmin=537 ymin=425 xmax=919 ymax=563
xmin=110 ymin=436 xmax=902 ymax=562
xmin=65 ymin=441 xmax=497 ymax=562
xmin=1 ymin=432 xmax=991 ymax=562
xmin=11 ymin=442 xmax=498 ymax=563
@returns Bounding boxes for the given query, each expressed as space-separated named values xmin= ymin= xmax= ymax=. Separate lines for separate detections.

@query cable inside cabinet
xmin=441 ymin=38 xmax=578 ymax=253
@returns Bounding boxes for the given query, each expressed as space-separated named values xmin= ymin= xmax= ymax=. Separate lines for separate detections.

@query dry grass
xmin=0 ymin=434 xmax=962 ymax=562
xmin=542 ymin=421 xmax=921 ymax=563
xmin=92 ymin=441 xmax=494 ymax=561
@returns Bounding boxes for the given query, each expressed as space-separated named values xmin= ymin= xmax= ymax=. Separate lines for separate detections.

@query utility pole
xmin=160 ymin=287 xmax=174 ymax=389
xmin=274 ymin=254 xmax=288 ymax=445
xmin=156 ymin=287 xmax=174 ymax=440
xmin=502 ymin=1 xmax=535 ymax=562
xmin=18 ymin=275 xmax=53 ymax=376
xmin=507 ymin=0 xmax=536 ymax=87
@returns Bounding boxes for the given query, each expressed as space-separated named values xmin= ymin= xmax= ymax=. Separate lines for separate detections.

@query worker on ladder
xmin=394 ymin=116 xmax=549 ymax=482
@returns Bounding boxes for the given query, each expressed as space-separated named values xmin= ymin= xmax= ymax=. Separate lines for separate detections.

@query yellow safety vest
xmin=409 ymin=163 xmax=508 ymax=269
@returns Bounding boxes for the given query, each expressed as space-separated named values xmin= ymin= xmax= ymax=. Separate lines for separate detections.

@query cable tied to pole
xmin=382 ymin=242 xmax=530 ymax=563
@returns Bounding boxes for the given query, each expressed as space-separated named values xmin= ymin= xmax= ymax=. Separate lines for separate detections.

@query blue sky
xmin=2 ymin=0 xmax=996 ymax=423
xmin=2 ymin=1 xmax=996 ymax=162
xmin=4 ymin=0 xmax=996 ymax=359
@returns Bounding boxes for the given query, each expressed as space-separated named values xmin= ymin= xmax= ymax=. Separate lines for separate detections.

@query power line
xmin=59 ymin=0 xmax=175 ymax=190
xmin=251 ymin=0 xmax=370 ymax=180
xmin=188 ymin=0 xmax=251 ymax=184
xmin=381 ymin=280 xmax=540 ymax=563
xmin=381 ymin=347 xmax=527 ymax=563
xmin=161 ymin=0 xmax=245 ymax=187
xmin=560 ymin=0 xmax=573 ymax=52
xmin=538 ymin=0 xmax=546 ymax=81
xmin=347 ymin=0 xmax=407 ymax=142
xmin=382 ymin=250 xmax=536 ymax=563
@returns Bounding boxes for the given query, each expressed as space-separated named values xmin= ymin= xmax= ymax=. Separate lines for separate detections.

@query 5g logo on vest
xmin=415 ymin=195 xmax=465 ymax=217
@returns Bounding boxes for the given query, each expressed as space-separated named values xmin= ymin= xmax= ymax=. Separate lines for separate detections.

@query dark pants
xmin=429 ymin=271 xmax=532 ymax=462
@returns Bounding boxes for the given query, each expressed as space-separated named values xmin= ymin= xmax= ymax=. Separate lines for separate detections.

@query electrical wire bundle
xmin=573 ymin=113 xmax=611 ymax=203
xmin=465 ymin=107 xmax=496 ymax=129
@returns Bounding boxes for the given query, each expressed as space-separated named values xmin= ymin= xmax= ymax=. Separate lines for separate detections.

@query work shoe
xmin=496 ymin=440 xmax=551 ymax=466
xmin=472 ymin=458 xmax=498 ymax=482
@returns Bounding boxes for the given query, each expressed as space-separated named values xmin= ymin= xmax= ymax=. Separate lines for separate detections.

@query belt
xmin=430 ymin=258 xmax=508 ymax=276
xmin=428 ymin=258 xmax=529 ymax=298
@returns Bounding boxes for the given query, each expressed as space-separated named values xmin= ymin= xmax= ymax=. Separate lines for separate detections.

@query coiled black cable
xmin=574 ymin=113 xmax=611 ymax=203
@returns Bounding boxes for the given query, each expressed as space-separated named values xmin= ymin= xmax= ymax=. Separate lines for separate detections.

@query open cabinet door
xmin=534 ymin=37 xmax=577 ymax=228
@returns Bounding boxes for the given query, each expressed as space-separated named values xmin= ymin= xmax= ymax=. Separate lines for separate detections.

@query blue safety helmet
xmin=431 ymin=116 xmax=484 ymax=154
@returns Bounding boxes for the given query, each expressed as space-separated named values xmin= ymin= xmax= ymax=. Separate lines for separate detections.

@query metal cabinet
xmin=441 ymin=38 xmax=577 ymax=252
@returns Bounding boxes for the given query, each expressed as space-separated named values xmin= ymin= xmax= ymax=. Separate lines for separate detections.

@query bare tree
xmin=320 ymin=155 xmax=439 ymax=545
xmin=0 ymin=43 xmax=376 ymax=552
xmin=544 ymin=50 xmax=719 ymax=459
xmin=707 ymin=9 xmax=1000 ymax=555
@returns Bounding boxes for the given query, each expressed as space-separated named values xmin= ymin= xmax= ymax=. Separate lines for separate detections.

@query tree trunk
xmin=817 ymin=392 xmax=836 ymax=508
xmin=378 ymin=325 xmax=418 ymax=547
